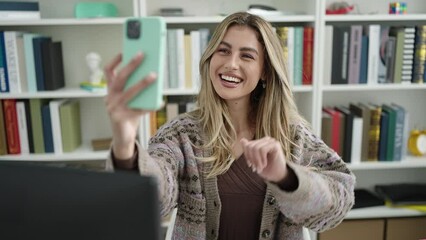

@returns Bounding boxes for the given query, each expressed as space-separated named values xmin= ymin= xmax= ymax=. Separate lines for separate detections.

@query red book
xmin=323 ymin=107 xmax=341 ymax=155
xmin=3 ymin=99 xmax=20 ymax=154
xmin=302 ymin=27 xmax=314 ymax=85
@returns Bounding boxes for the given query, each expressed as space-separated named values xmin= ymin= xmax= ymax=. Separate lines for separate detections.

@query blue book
xmin=293 ymin=27 xmax=304 ymax=86
xmin=391 ymin=103 xmax=405 ymax=161
xmin=0 ymin=1 xmax=39 ymax=11
xmin=32 ymin=36 xmax=51 ymax=91
xmin=0 ymin=31 xmax=10 ymax=92
xmin=359 ymin=35 xmax=368 ymax=84
xmin=41 ymin=103 xmax=54 ymax=153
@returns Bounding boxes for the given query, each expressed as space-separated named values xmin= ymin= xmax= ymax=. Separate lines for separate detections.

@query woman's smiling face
xmin=209 ymin=25 xmax=265 ymax=104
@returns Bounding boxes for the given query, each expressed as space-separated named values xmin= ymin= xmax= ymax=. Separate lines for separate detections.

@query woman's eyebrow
xmin=219 ymin=41 xmax=259 ymax=55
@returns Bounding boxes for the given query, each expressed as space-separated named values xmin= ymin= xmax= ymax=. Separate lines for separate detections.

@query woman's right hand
xmin=104 ymin=52 xmax=157 ymax=159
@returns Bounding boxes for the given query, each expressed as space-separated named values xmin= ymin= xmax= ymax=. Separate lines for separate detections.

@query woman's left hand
xmin=240 ymin=137 xmax=288 ymax=183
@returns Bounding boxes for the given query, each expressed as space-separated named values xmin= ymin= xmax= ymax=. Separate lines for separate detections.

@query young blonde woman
xmin=104 ymin=12 xmax=355 ymax=240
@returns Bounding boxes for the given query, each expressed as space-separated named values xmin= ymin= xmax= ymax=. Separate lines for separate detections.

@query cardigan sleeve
xmin=267 ymin=123 xmax=356 ymax=232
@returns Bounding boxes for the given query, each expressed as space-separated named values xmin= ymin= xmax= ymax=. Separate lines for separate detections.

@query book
xmin=389 ymin=27 xmax=405 ymax=84
xmin=190 ymin=30 xmax=201 ymax=89
xmin=21 ymin=99 xmax=34 ymax=153
xmin=378 ymin=110 xmax=389 ymax=161
xmin=353 ymin=189 xmax=384 ymax=209
xmin=41 ymin=102 xmax=54 ymax=153
xmin=0 ymin=100 xmax=8 ymax=155
xmin=347 ymin=25 xmax=362 ymax=84
xmin=381 ymin=104 xmax=396 ymax=161
xmin=335 ymin=106 xmax=354 ymax=163
xmin=322 ymin=107 xmax=342 ymax=155
xmin=4 ymin=31 xmax=27 ymax=93
xmin=321 ymin=110 xmax=332 ymax=147
xmin=32 ymin=36 xmax=52 ymax=91
xmin=375 ymin=183 xmax=426 ymax=205
xmin=91 ymin=137 xmax=112 ymax=151
xmin=293 ymin=26 xmax=304 ymax=86
xmin=23 ymin=33 xmax=41 ymax=92
xmin=0 ymin=1 xmax=40 ymax=20
xmin=358 ymin=34 xmax=368 ymax=84
xmin=367 ymin=24 xmax=380 ymax=85
xmin=29 ymin=98 xmax=48 ymax=153
xmin=3 ymin=99 xmax=20 ymax=154
xmin=331 ymin=26 xmax=350 ymax=84
xmin=59 ymin=100 xmax=82 ymax=152
xmin=49 ymin=99 xmax=68 ymax=154
xmin=0 ymin=31 xmax=10 ymax=93
xmin=412 ymin=25 xmax=426 ymax=83
xmin=351 ymin=116 xmax=363 ymax=164
xmin=323 ymin=25 xmax=333 ymax=86
xmin=16 ymin=101 xmax=29 ymax=154
xmin=41 ymin=41 xmax=65 ymax=91
xmin=391 ymin=103 xmax=406 ymax=161
xmin=349 ymin=103 xmax=371 ymax=162
xmin=384 ymin=36 xmax=396 ymax=83
xmin=302 ymin=26 xmax=313 ymax=85
xmin=366 ymin=103 xmax=382 ymax=161
xmin=378 ymin=26 xmax=390 ymax=83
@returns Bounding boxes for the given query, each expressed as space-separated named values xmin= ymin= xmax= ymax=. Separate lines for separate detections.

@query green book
xmin=382 ymin=104 xmax=396 ymax=161
xmin=30 ymin=99 xmax=48 ymax=153
xmin=293 ymin=26 xmax=304 ymax=86
xmin=59 ymin=100 xmax=81 ymax=152
xmin=389 ymin=27 xmax=404 ymax=83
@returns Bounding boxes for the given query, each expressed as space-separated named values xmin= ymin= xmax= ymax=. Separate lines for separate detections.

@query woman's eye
xmin=242 ymin=54 xmax=254 ymax=59
xmin=217 ymin=48 xmax=230 ymax=54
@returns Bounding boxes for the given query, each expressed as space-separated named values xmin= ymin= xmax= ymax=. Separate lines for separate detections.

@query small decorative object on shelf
xmin=74 ymin=2 xmax=117 ymax=18
xmin=80 ymin=52 xmax=107 ymax=92
xmin=326 ymin=1 xmax=355 ymax=15
xmin=408 ymin=129 xmax=426 ymax=156
xmin=389 ymin=2 xmax=407 ymax=14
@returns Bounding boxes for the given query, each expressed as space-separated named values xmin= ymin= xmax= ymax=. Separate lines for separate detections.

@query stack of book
xmin=0 ymin=1 xmax=40 ymax=20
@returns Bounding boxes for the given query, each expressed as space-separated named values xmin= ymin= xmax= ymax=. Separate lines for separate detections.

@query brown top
xmin=217 ymin=155 xmax=267 ymax=240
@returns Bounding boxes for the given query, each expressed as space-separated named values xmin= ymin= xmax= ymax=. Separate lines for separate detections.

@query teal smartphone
xmin=123 ymin=17 xmax=166 ymax=110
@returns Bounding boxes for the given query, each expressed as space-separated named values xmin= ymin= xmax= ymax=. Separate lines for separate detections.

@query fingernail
xmin=247 ymin=162 xmax=252 ymax=167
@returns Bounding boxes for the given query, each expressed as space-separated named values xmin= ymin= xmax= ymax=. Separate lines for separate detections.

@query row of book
xmin=0 ymin=99 xmax=81 ymax=156
xmin=276 ymin=26 xmax=314 ymax=86
xmin=322 ymin=103 xmax=409 ymax=164
xmin=164 ymin=28 xmax=209 ymax=90
xmin=0 ymin=1 xmax=40 ymax=20
xmin=324 ymin=24 xmax=426 ymax=85
xmin=0 ymin=31 xmax=65 ymax=93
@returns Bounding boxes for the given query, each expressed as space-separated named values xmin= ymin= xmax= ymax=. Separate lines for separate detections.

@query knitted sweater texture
xmin=107 ymin=114 xmax=355 ymax=240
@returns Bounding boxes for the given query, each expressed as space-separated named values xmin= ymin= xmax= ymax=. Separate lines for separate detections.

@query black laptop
xmin=0 ymin=161 xmax=161 ymax=240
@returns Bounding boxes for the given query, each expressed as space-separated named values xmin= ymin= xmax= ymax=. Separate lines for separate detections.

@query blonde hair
xmin=191 ymin=12 xmax=307 ymax=177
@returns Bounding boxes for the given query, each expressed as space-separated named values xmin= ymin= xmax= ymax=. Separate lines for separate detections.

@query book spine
xmin=0 ymin=100 xmax=8 ymax=155
xmin=4 ymin=31 xmax=24 ymax=93
xmin=359 ymin=35 xmax=369 ymax=83
xmin=23 ymin=33 xmax=39 ymax=92
xmin=3 ymin=99 xmax=20 ymax=154
xmin=368 ymin=105 xmax=382 ymax=161
xmin=367 ymin=25 xmax=380 ymax=84
xmin=0 ymin=31 xmax=9 ymax=92
xmin=293 ymin=27 xmax=304 ymax=86
xmin=0 ymin=2 xmax=39 ymax=11
xmin=323 ymin=26 xmax=333 ymax=86
xmin=41 ymin=103 xmax=54 ymax=153
xmin=16 ymin=101 xmax=29 ymax=154
xmin=347 ymin=25 xmax=362 ymax=84
xmin=190 ymin=30 xmax=201 ymax=89
xmin=412 ymin=25 xmax=426 ymax=83
xmin=302 ymin=26 xmax=313 ymax=85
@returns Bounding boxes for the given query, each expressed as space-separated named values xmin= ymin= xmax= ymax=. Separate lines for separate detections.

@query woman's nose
xmin=224 ymin=54 xmax=239 ymax=70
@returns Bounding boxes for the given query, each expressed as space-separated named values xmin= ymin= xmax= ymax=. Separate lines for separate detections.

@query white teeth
xmin=221 ymin=75 xmax=242 ymax=83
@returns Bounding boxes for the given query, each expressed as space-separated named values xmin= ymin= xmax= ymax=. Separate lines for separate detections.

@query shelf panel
xmin=164 ymin=15 xmax=315 ymax=24
xmin=346 ymin=206 xmax=426 ymax=219
xmin=0 ymin=143 xmax=108 ymax=161
xmin=325 ymin=14 xmax=426 ymax=22
xmin=322 ymin=83 xmax=426 ymax=92
xmin=0 ymin=88 xmax=107 ymax=99
xmin=0 ymin=18 xmax=127 ymax=26
xmin=163 ymin=85 xmax=312 ymax=95
xmin=348 ymin=156 xmax=426 ymax=170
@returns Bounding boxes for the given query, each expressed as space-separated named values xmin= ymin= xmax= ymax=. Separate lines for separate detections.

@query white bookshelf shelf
xmin=346 ymin=206 xmax=426 ymax=219
xmin=348 ymin=156 xmax=426 ymax=170
xmin=163 ymin=85 xmax=312 ymax=95
xmin=0 ymin=88 xmax=107 ymax=99
xmin=0 ymin=18 xmax=127 ymax=26
xmin=322 ymin=83 xmax=426 ymax=92
xmin=0 ymin=143 xmax=108 ymax=161
xmin=325 ymin=14 xmax=426 ymax=22
xmin=164 ymin=15 xmax=315 ymax=24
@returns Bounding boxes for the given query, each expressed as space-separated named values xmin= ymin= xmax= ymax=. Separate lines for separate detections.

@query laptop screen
xmin=0 ymin=161 xmax=161 ymax=240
